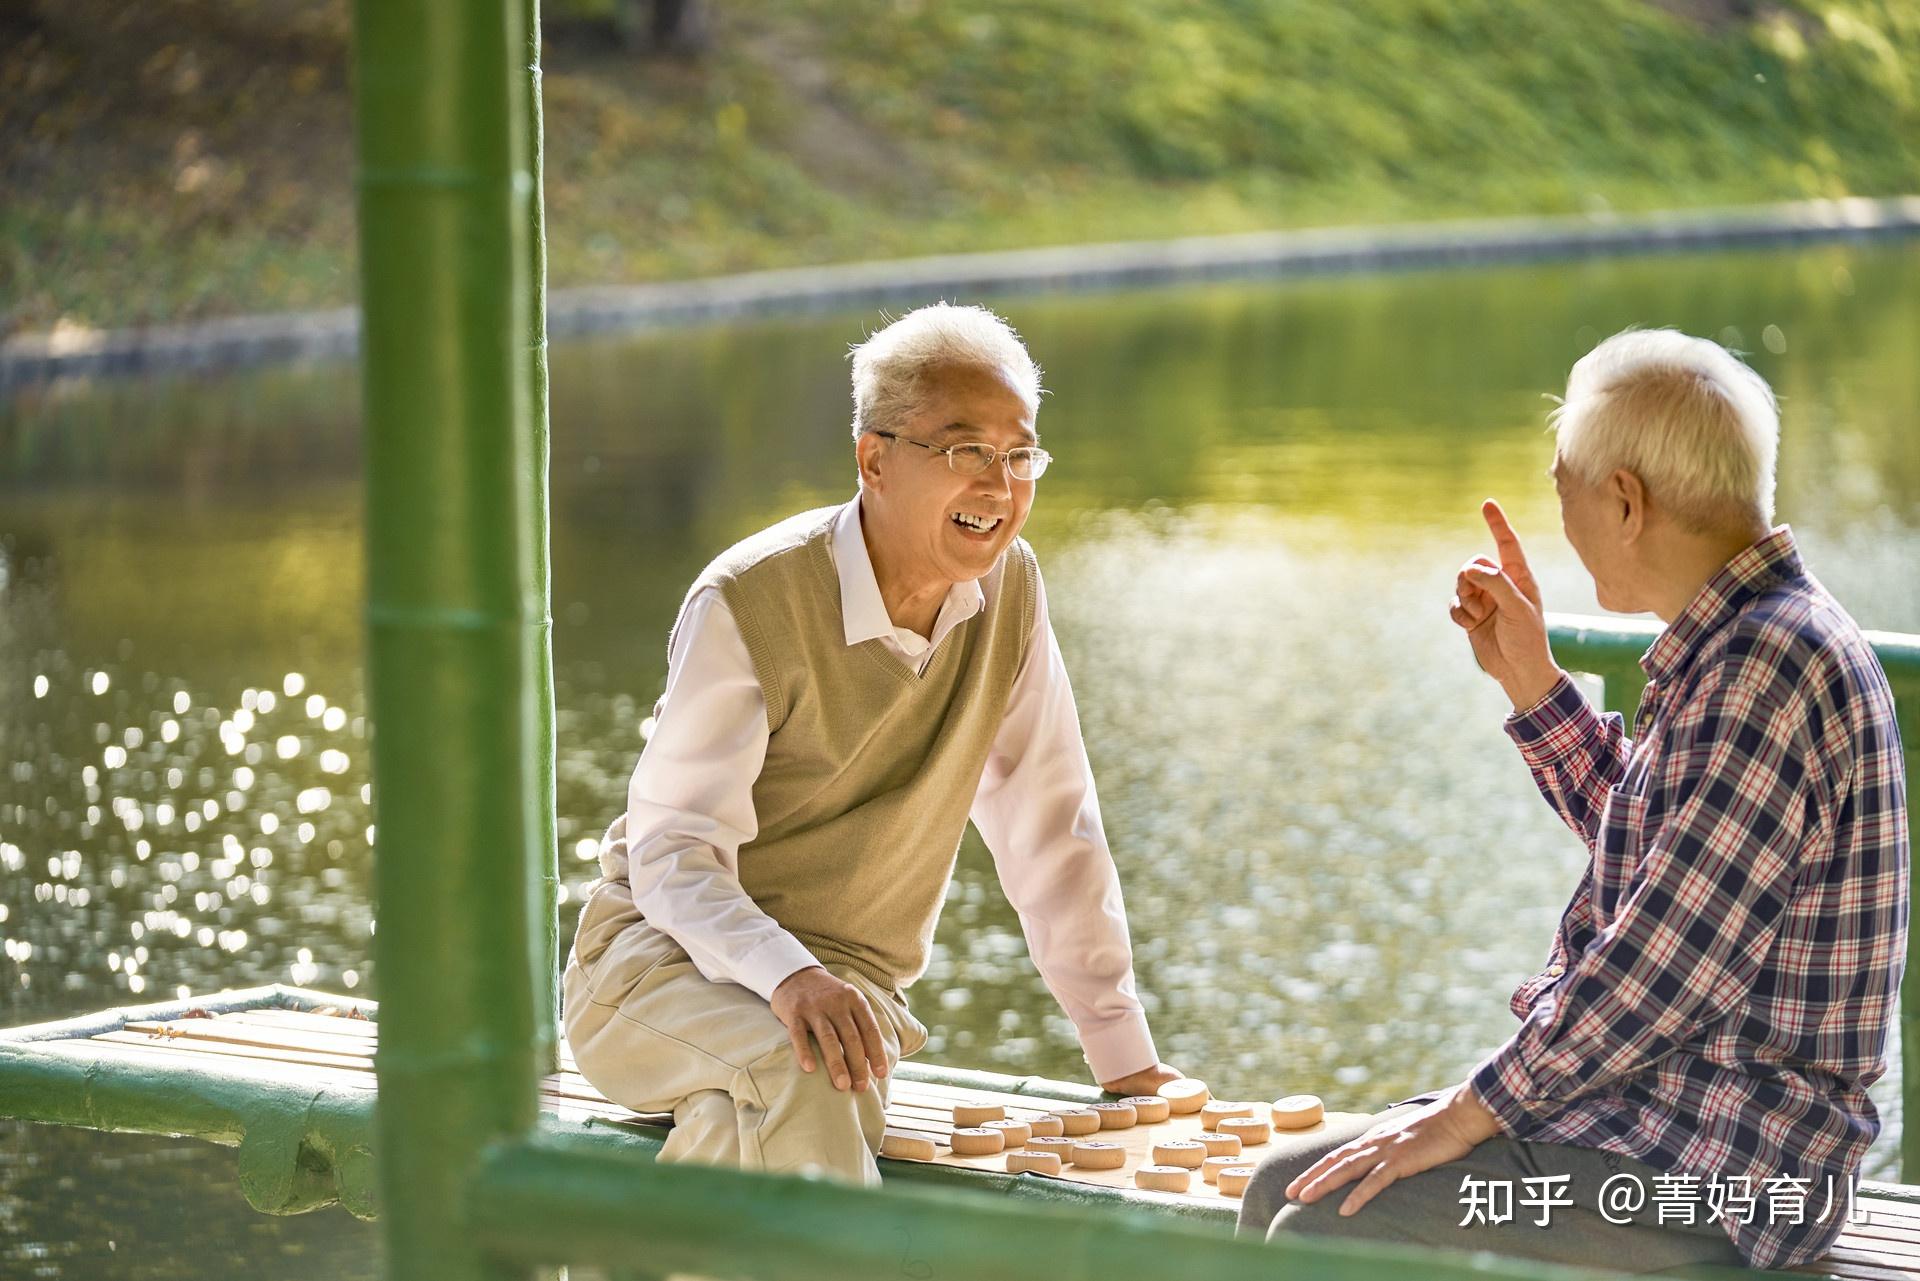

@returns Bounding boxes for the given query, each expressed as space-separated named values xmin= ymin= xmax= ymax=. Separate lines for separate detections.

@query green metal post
xmin=1881 ymin=644 xmax=1920 ymax=1181
xmin=1546 ymin=613 xmax=1653 ymax=721
xmin=522 ymin=0 xmax=561 ymax=1080
xmin=352 ymin=0 xmax=541 ymax=1276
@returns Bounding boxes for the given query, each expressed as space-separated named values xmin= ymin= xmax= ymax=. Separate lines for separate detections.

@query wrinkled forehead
xmin=917 ymin=364 xmax=1039 ymax=444
xmin=926 ymin=417 xmax=1039 ymax=447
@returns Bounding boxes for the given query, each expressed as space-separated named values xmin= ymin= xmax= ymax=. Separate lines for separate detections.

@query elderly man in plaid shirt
xmin=1239 ymin=329 xmax=1908 ymax=1272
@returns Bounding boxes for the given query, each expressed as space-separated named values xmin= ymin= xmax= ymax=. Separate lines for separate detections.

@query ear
xmin=856 ymin=432 xmax=887 ymax=490
xmin=1609 ymin=468 xmax=1647 ymax=542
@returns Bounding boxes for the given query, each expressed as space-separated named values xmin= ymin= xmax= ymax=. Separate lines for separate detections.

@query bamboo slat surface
xmin=65 ymin=1008 xmax=1920 ymax=1276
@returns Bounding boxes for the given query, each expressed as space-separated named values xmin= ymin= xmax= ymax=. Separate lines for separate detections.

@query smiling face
xmin=857 ymin=362 xmax=1038 ymax=588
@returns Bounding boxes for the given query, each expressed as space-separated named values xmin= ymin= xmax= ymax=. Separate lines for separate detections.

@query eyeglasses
xmin=874 ymin=430 xmax=1053 ymax=481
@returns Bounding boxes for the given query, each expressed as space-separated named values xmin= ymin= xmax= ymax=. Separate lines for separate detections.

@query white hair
xmin=848 ymin=303 xmax=1043 ymax=439
xmin=1551 ymin=328 xmax=1779 ymax=531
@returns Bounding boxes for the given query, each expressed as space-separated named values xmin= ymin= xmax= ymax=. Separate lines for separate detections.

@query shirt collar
xmin=1640 ymin=525 xmax=1804 ymax=682
xmin=831 ymin=495 xmax=985 ymax=649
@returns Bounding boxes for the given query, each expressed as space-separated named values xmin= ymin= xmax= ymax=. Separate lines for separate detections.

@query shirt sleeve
xmin=623 ymin=586 xmax=821 ymax=1003
xmin=1504 ymin=673 xmax=1637 ymax=845
xmin=970 ymin=561 xmax=1158 ymax=1084
xmin=1469 ymin=682 xmax=1815 ymax=1135
xmin=1506 ymin=868 xmax=1596 ymax=1022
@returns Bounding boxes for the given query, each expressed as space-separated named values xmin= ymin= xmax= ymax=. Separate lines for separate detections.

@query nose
xmin=973 ymin=456 xmax=1014 ymax=499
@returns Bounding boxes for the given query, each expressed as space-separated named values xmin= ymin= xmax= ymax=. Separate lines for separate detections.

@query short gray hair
xmin=1551 ymin=328 xmax=1779 ymax=531
xmin=848 ymin=303 xmax=1043 ymax=440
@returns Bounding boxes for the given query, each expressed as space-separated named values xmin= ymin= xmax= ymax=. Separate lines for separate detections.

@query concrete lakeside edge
xmin=5 ymin=194 xmax=1918 ymax=391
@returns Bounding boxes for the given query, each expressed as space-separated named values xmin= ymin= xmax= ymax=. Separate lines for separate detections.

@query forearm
xmin=1505 ymin=673 xmax=1634 ymax=843
xmin=1446 ymin=1079 xmax=1506 ymax=1144
xmin=977 ymin=781 xmax=1156 ymax=1080
xmin=973 ymin=583 xmax=1156 ymax=1082
xmin=628 ymin=829 xmax=819 ymax=1001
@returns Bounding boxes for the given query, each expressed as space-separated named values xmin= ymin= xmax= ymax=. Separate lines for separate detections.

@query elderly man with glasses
xmin=564 ymin=303 xmax=1182 ymax=1184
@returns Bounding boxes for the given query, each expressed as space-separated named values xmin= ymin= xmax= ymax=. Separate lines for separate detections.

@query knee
xmin=560 ymin=972 xmax=611 ymax=1079
xmin=735 ymin=1042 xmax=886 ymax=1185
xmin=1237 ymin=1150 xmax=1318 ymax=1237
xmin=663 ymin=1090 xmax=742 ymax=1166
xmin=1269 ymin=1179 xmax=1446 ymax=1249
xmin=741 ymin=1041 xmax=883 ymax=1126
xmin=1268 ymin=1194 xmax=1364 ymax=1244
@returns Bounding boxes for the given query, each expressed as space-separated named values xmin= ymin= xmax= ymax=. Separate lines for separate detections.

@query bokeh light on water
xmin=1 ymin=660 xmax=373 ymax=1011
xmin=2 ymin=240 xmax=1917 ymax=1275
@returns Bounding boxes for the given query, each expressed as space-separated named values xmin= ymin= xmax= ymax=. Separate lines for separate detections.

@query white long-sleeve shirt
xmin=622 ymin=496 xmax=1157 ymax=1083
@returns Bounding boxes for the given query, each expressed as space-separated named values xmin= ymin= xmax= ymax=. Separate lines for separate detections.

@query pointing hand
xmin=1449 ymin=500 xmax=1563 ymax=711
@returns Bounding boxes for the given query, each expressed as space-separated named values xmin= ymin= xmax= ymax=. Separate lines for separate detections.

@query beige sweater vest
xmin=580 ymin=506 xmax=1037 ymax=994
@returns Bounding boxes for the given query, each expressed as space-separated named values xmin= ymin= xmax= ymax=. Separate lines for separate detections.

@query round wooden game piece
xmin=880 ymin=1131 xmax=936 ymax=1162
xmin=1070 ymin=1141 xmax=1126 ymax=1170
xmin=1027 ymin=1136 xmax=1077 ymax=1161
xmin=1216 ymin=1165 xmax=1257 ymax=1197
xmin=983 ymin=1119 xmax=1031 ymax=1148
xmin=1091 ymin=1101 xmax=1137 ymax=1130
xmin=953 ymin=1103 xmax=1006 ymax=1128
xmin=1220 ymin=1117 xmax=1271 ymax=1146
xmin=1027 ymin=1114 xmax=1065 ymax=1138
xmin=1152 ymin=1140 xmax=1208 ymax=1169
xmin=1123 ymin=1095 xmax=1172 ymax=1124
xmin=1157 ymin=1078 xmax=1211 ymax=1115
xmin=1055 ymin=1108 xmax=1102 ymax=1136
xmin=1135 ymin=1165 xmax=1193 ymax=1193
xmin=1270 ymin=1094 xmax=1325 ymax=1131
xmin=1200 ymin=1100 xmax=1255 ymax=1131
xmin=1196 ymin=1130 xmax=1243 ymax=1157
xmin=1202 ymin=1155 xmax=1244 ymax=1185
xmin=1007 ymin=1150 xmax=1063 ymax=1177
xmin=950 ymin=1127 xmax=1006 ymax=1156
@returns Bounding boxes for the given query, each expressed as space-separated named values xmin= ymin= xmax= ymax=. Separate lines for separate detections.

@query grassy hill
xmin=3 ymin=0 xmax=1917 ymax=332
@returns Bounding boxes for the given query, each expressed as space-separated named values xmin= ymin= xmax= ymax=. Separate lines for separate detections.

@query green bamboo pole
xmin=521 ymin=0 xmax=561 ymax=1082
xmin=467 ymin=1135 xmax=1626 ymax=1281
xmin=351 ymin=0 xmax=541 ymax=1276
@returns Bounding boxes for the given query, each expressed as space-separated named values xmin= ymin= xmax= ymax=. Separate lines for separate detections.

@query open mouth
xmin=950 ymin=511 xmax=1004 ymax=536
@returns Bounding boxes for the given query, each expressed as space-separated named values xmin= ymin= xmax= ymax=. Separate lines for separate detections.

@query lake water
xmin=2 ymin=241 xmax=1917 ymax=1278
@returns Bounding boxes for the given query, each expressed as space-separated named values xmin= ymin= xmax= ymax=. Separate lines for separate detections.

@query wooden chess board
xmin=77 ymin=1005 xmax=1920 ymax=1274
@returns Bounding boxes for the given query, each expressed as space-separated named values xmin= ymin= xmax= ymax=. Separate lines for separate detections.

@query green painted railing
xmin=1547 ymin=614 xmax=1920 ymax=1182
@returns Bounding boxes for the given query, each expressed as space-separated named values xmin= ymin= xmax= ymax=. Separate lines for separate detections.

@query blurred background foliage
xmin=2 ymin=0 xmax=1917 ymax=330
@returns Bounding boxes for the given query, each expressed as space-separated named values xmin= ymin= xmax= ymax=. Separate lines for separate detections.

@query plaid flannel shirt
xmin=1468 ymin=527 xmax=1909 ymax=1269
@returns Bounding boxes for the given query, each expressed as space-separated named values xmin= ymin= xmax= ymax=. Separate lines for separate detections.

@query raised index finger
xmin=1481 ymin=499 xmax=1533 ymax=577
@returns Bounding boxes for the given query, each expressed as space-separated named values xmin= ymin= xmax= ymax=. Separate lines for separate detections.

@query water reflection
xmin=1 ymin=240 xmax=1917 ymax=1276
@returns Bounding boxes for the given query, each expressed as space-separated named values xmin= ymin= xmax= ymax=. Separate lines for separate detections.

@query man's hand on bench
xmin=771 ymin=967 xmax=890 ymax=1093
xmin=1286 ymin=1082 xmax=1503 ymax=1217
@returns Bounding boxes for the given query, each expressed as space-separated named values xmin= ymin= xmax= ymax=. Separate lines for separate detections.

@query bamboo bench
xmin=5 ymin=984 xmax=1919 ymax=1277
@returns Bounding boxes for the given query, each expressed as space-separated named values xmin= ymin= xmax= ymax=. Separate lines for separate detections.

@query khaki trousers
xmin=563 ymin=918 xmax=928 ymax=1187
xmin=1237 ymin=1095 xmax=1745 ymax=1274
